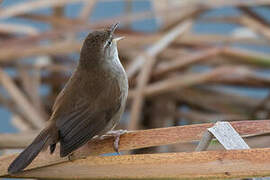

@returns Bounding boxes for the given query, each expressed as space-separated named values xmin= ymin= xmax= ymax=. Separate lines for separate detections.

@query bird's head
xmin=79 ymin=23 xmax=124 ymax=68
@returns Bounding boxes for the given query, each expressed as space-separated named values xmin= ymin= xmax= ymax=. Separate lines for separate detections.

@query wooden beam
xmin=4 ymin=148 xmax=270 ymax=179
xmin=1 ymin=120 xmax=270 ymax=176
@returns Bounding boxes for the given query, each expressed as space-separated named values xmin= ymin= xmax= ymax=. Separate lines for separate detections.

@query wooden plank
xmin=1 ymin=120 xmax=270 ymax=149
xmin=1 ymin=120 xmax=270 ymax=176
xmin=4 ymin=148 xmax=270 ymax=179
xmin=207 ymin=122 xmax=267 ymax=180
xmin=194 ymin=122 xmax=266 ymax=180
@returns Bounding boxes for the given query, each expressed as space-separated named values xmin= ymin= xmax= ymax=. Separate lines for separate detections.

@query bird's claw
xmin=105 ymin=129 xmax=128 ymax=154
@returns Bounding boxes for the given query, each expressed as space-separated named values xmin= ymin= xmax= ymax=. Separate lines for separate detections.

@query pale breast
xmin=101 ymin=56 xmax=128 ymax=132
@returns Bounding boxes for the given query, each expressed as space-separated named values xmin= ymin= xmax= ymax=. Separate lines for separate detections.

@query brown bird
xmin=8 ymin=23 xmax=128 ymax=174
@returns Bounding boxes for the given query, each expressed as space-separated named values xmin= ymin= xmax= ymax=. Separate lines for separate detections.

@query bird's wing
xmin=51 ymin=75 xmax=121 ymax=157
xmin=59 ymin=101 xmax=120 ymax=157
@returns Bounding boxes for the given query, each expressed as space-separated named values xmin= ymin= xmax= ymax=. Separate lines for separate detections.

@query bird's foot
xmin=104 ymin=129 xmax=128 ymax=154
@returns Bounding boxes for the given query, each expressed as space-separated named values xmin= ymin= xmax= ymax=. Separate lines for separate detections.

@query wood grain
xmin=4 ymin=148 xmax=270 ymax=179
xmin=1 ymin=120 xmax=270 ymax=176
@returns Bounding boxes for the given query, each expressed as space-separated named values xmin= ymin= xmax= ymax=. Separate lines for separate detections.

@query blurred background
xmin=0 ymin=0 xmax=270 ymax=154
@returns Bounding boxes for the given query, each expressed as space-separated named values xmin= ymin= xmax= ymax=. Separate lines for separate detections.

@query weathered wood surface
xmin=1 ymin=120 xmax=270 ymax=177
xmin=1 ymin=119 xmax=270 ymax=149
xmin=3 ymin=148 xmax=270 ymax=179
xmin=195 ymin=130 xmax=213 ymax=151
xmin=206 ymin=122 xmax=267 ymax=180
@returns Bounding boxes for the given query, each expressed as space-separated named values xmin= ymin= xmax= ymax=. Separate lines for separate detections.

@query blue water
xmin=0 ymin=1 xmax=270 ymax=133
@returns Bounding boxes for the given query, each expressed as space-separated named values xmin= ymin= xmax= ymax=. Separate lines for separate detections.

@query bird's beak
xmin=113 ymin=36 xmax=125 ymax=43
xmin=110 ymin=23 xmax=119 ymax=34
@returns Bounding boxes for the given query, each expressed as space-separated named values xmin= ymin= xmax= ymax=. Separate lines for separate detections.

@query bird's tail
xmin=8 ymin=126 xmax=53 ymax=174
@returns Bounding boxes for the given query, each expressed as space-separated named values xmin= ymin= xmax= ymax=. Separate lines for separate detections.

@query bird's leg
xmin=68 ymin=153 xmax=74 ymax=161
xmin=50 ymin=143 xmax=56 ymax=154
xmin=102 ymin=129 xmax=128 ymax=154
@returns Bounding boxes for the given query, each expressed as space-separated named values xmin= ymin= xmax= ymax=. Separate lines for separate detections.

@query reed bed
xmin=1 ymin=0 xmax=270 ymax=179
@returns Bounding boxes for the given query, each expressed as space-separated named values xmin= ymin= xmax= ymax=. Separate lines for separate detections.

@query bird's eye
xmin=107 ymin=40 xmax=112 ymax=46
